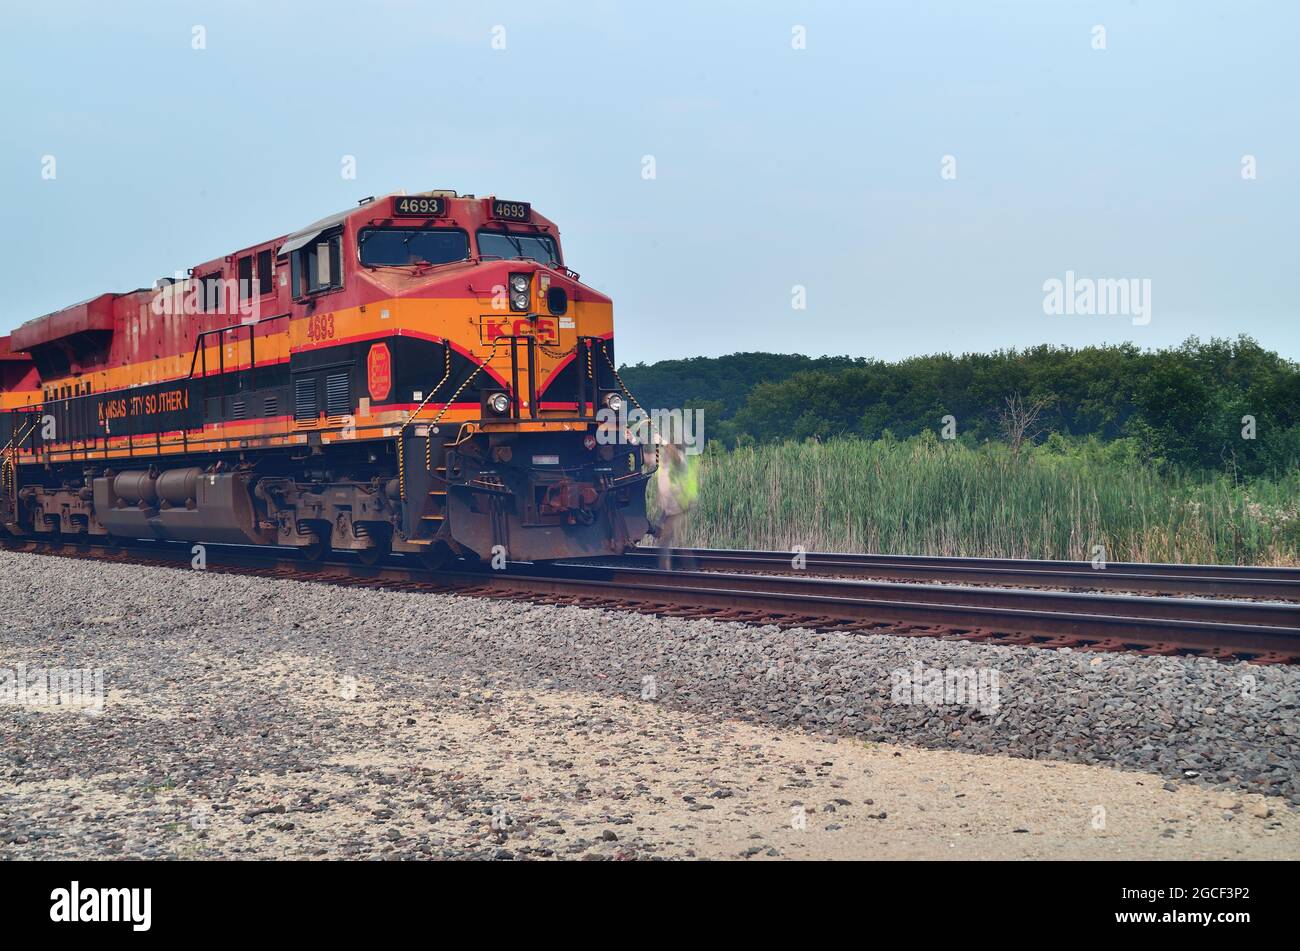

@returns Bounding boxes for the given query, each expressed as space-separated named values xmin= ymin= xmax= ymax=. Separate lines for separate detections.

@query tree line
xmin=618 ymin=337 xmax=1300 ymax=477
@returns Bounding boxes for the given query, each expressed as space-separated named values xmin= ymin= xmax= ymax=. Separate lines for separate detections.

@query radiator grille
xmin=294 ymin=377 xmax=318 ymax=422
xmin=325 ymin=372 xmax=351 ymax=418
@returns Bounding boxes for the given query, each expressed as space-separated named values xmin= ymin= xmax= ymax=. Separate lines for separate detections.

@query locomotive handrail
xmin=395 ymin=333 xmax=523 ymax=502
xmin=406 ymin=347 xmax=452 ymax=420
xmin=426 ymin=337 xmax=509 ymax=430
xmin=497 ymin=334 xmax=538 ymax=420
xmin=1 ymin=416 xmax=38 ymax=457
xmin=185 ymin=313 xmax=289 ymax=381
xmin=1 ymin=417 xmax=39 ymax=511
xmin=575 ymin=336 xmax=594 ymax=419
xmin=183 ymin=313 xmax=288 ymax=437
xmin=395 ymin=338 xmax=458 ymax=502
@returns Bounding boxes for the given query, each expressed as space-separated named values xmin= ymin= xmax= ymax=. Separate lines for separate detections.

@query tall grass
xmin=669 ymin=436 xmax=1300 ymax=565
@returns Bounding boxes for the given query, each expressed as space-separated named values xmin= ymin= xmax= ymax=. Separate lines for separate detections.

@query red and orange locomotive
xmin=0 ymin=191 xmax=652 ymax=566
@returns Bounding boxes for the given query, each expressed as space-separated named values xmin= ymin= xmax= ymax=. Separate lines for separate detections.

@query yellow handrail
xmin=1 ymin=419 xmax=38 ymax=513
xmin=396 ymin=341 xmax=456 ymax=502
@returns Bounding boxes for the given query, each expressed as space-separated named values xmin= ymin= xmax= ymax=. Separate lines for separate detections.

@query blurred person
xmin=655 ymin=440 xmax=698 ymax=569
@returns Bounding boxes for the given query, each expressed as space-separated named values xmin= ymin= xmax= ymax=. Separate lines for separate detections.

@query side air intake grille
xmin=325 ymin=372 xmax=351 ymax=418
xmin=294 ymin=377 xmax=318 ymax=421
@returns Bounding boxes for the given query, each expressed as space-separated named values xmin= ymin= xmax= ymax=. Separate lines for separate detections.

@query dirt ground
xmin=5 ymin=652 xmax=1296 ymax=860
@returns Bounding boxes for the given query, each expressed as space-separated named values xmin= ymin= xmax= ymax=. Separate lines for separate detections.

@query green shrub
xmin=663 ymin=436 xmax=1299 ymax=565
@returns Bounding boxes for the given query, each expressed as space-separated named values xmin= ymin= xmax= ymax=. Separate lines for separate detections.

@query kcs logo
xmin=367 ymin=343 xmax=392 ymax=402
xmin=482 ymin=317 xmax=558 ymax=345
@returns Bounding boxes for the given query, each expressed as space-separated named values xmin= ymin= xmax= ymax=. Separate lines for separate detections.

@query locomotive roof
xmin=0 ymin=335 xmax=32 ymax=361
xmin=11 ymin=189 xmax=554 ymax=357
xmin=278 ymin=201 xmax=386 ymax=256
xmin=279 ymin=190 xmax=464 ymax=254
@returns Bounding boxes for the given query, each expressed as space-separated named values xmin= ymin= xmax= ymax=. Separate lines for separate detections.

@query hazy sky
xmin=1 ymin=1 xmax=1295 ymax=364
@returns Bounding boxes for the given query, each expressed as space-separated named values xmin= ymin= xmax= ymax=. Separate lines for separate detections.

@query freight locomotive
xmin=0 ymin=191 xmax=653 ymax=567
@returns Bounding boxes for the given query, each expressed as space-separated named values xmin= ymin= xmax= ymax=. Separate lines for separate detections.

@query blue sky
xmin=1 ymin=0 xmax=1295 ymax=364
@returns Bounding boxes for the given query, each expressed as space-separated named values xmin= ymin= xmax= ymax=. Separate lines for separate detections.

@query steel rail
xmin=475 ymin=573 xmax=1300 ymax=661
xmin=538 ymin=562 xmax=1300 ymax=628
xmin=582 ymin=548 xmax=1300 ymax=600
xmin=3 ymin=537 xmax=1297 ymax=662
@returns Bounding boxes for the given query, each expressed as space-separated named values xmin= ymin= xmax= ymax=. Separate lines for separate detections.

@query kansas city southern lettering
xmin=97 ymin=388 xmax=189 ymax=424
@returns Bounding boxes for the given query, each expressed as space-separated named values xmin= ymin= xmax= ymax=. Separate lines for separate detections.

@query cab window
xmin=477 ymin=231 xmax=560 ymax=266
xmin=291 ymin=229 xmax=344 ymax=297
xmin=359 ymin=228 xmax=469 ymax=267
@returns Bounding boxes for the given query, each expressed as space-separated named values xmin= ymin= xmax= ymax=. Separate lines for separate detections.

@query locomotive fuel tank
xmin=94 ymin=469 xmax=272 ymax=546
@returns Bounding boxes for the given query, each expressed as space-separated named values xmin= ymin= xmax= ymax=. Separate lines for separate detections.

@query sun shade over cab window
xmin=359 ymin=228 xmax=469 ymax=267
xmin=477 ymin=231 xmax=560 ymax=266
xmin=290 ymin=229 xmax=344 ymax=297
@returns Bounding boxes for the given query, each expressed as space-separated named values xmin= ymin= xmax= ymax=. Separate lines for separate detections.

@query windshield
xmin=477 ymin=231 xmax=560 ymax=266
xmin=359 ymin=228 xmax=469 ymax=267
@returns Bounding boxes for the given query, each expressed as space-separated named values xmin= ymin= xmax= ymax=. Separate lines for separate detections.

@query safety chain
xmin=429 ymin=339 xmax=506 ymax=428
xmin=600 ymin=346 xmax=646 ymax=415
xmin=536 ymin=341 xmax=573 ymax=360
xmin=599 ymin=346 xmax=661 ymax=452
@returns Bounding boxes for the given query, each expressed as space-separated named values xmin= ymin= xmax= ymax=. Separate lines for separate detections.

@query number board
xmin=392 ymin=195 xmax=446 ymax=217
xmin=490 ymin=199 xmax=531 ymax=222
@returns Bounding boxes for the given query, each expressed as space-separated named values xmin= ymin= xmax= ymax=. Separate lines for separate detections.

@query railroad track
xmin=2 ymin=537 xmax=1298 ymax=664
xmin=586 ymin=547 xmax=1300 ymax=600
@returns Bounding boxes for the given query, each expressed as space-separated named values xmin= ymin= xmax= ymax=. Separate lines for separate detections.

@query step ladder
xmin=422 ymin=462 xmax=448 ymax=527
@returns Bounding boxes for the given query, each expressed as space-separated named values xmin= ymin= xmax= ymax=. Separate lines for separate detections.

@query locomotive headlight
xmin=603 ymin=392 xmax=625 ymax=414
xmin=488 ymin=392 xmax=511 ymax=415
xmin=509 ymin=273 xmax=531 ymax=311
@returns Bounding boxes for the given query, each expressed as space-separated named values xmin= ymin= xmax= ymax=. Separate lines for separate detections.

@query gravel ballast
xmin=1 ymin=549 xmax=1297 ymax=859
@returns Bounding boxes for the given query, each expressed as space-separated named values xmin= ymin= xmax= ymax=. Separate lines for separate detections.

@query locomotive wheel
xmin=418 ymin=542 xmax=456 ymax=572
xmin=355 ymin=526 xmax=391 ymax=567
xmin=43 ymin=520 xmax=63 ymax=551
xmin=301 ymin=534 xmax=330 ymax=563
